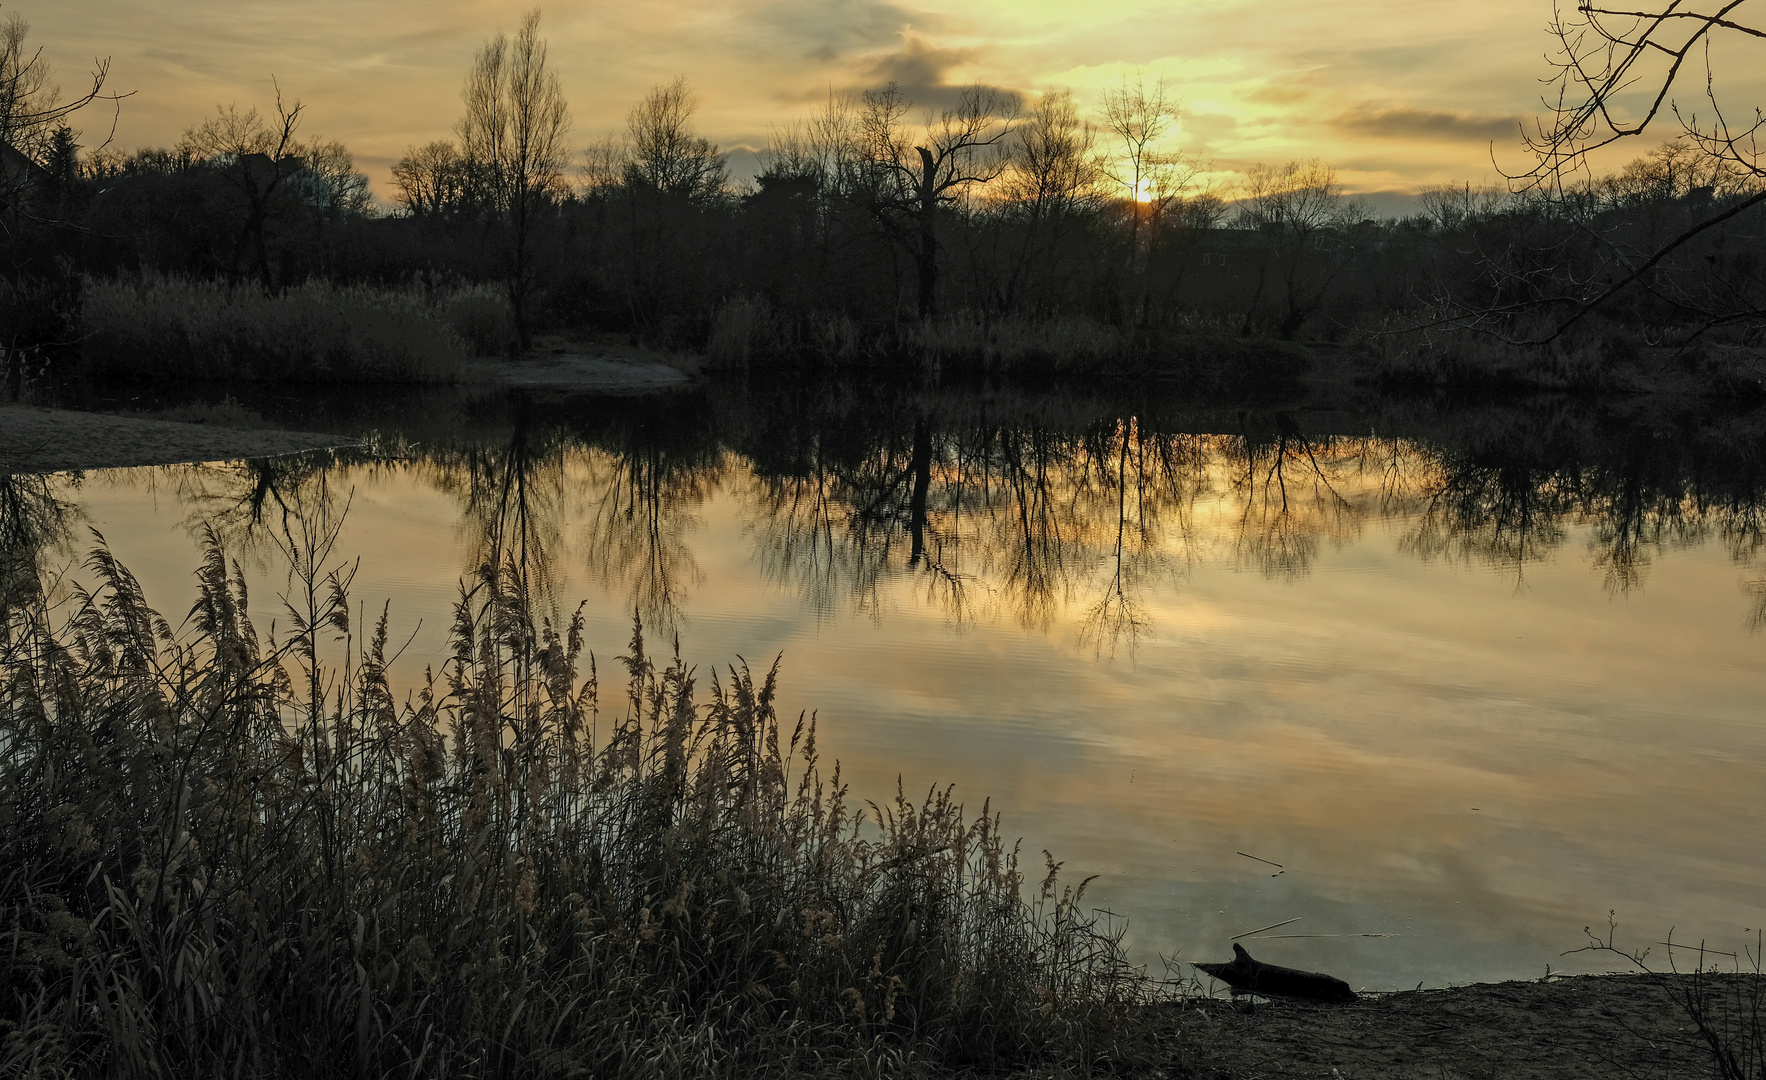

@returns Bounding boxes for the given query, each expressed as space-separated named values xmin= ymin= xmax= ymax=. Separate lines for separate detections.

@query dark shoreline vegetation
xmin=1 ymin=14 xmax=1763 ymax=395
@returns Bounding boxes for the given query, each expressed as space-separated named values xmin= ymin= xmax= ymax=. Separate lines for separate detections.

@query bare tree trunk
xmin=915 ymin=147 xmax=938 ymax=319
xmin=511 ymin=191 xmax=530 ymax=354
xmin=908 ymin=416 xmax=932 ymax=566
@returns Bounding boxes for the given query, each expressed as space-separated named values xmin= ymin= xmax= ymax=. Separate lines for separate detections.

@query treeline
xmin=4 ymin=10 xmax=1765 ymax=382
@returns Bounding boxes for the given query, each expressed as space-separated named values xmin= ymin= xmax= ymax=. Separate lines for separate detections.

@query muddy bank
xmin=0 ymin=404 xmax=358 ymax=474
xmin=1134 ymin=973 xmax=1755 ymax=1080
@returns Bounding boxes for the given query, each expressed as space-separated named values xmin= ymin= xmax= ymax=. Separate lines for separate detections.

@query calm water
xmin=13 ymin=379 xmax=1766 ymax=990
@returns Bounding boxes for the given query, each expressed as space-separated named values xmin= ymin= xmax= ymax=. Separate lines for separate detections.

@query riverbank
xmin=1105 ymin=972 xmax=1751 ymax=1080
xmin=0 ymin=402 xmax=360 ymax=473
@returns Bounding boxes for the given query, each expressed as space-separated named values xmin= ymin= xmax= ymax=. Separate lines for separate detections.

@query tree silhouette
xmin=855 ymin=83 xmax=1018 ymax=318
xmin=458 ymin=7 xmax=571 ymax=353
xmin=1522 ymin=0 xmax=1766 ymax=335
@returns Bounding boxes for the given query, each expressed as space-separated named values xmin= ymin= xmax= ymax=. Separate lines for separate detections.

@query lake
xmin=15 ymin=375 xmax=1766 ymax=992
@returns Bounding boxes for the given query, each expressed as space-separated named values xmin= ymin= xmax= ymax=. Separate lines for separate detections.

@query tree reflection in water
xmin=721 ymin=387 xmax=1766 ymax=646
xmin=1230 ymin=412 xmax=1359 ymax=583
xmin=23 ymin=382 xmax=1766 ymax=648
xmin=0 ymin=472 xmax=80 ymax=619
xmin=579 ymin=418 xmax=721 ymax=635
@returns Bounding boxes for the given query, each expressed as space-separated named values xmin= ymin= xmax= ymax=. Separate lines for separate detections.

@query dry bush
xmin=706 ymin=295 xmax=768 ymax=368
xmin=708 ymin=302 xmax=1137 ymax=374
xmin=1373 ymin=319 xmax=1620 ymax=391
xmin=1570 ymin=917 xmax=1765 ymax=1080
xmin=706 ymin=298 xmax=872 ymax=369
xmin=78 ymin=275 xmax=482 ymax=383
xmin=906 ymin=315 xmax=1129 ymax=373
xmin=432 ymin=284 xmax=515 ymax=357
xmin=0 ymin=521 xmax=1155 ymax=1077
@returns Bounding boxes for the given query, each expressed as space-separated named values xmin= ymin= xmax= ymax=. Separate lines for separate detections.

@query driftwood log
xmin=1192 ymin=943 xmax=1358 ymax=1002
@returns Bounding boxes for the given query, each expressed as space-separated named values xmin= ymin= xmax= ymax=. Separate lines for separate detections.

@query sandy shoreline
xmin=0 ymin=404 xmax=360 ymax=474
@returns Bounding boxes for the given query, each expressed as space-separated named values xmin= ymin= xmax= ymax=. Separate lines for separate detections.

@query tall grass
xmin=78 ymin=276 xmax=505 ymax=384
xmin=904 ymin=315 xmax=1130 ymax=373
xmin=0 ymin=520 xmax=1151 ymax=1077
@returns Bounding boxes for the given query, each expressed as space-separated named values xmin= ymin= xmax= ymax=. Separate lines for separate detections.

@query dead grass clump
xmin=1569 ymin=917 xmax=1766 ymax=1080
xmin=906 ymin=314 xmax=1129 ymax=373
xmin=79 ymin=275 xmax=482 ymax=383
xmin=706 ymin=297 xmax=875 ymax=369
xmin=0 ymin=523 xmax=1154 ymax=1077
xmin=127 ymin=396 xmax=271 ymax=429
xmin=1373 ymin=325 xmax=1619 ymax=391
xmin=431 ymin=283 xmax=515 ymax=357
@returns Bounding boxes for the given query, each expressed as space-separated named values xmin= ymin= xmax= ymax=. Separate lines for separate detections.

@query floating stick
xmin=1232 ymin=916 xmax=1302 ymax=940
xmin=1237 ymin=851 xmax=1286 ymax=876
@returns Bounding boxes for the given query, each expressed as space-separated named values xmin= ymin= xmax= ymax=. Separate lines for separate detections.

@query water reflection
xmin=0 ymin=472 xmax=80 ymax=617
xmin=23 ymin=382 xmax=1766 ymax=648
xmin=427 ymin=402 xmax=571 ymax=612
xmin=582 ymin=431 xmax=720 ymax=635
xmin=15 ymin=381 xmax=1766 ymax=988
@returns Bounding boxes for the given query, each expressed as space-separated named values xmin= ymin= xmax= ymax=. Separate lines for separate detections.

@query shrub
xmin=705 ymin=298 xmax=873 ymax=370
xmin=433 ymin=284 xmax=515 ymax=357
xmin=0 ymin=527 xmax=1153 ymax=1077
xmin=78 ymin=275 xmax=481 ymax=383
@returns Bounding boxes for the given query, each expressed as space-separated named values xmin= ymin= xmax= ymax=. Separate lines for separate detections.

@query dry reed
xmin=78 ymin=276 xmax=501 ymax=384
xmin=0 ymin=514 xmax=1154 ymax=1077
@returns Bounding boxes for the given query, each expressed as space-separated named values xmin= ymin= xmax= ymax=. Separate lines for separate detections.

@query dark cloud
xmin=857 ymin=33 xmax=1019 ymax=110
xmin=1330 ymin=106 xmax=1520 ymax=143
xmin=778 ymin=29 xmax=1019 ymax=112
xmin=754 ymin=0 xmax=942 ymax=61
xmin=862 ymin=33 xmax=971 ymax=94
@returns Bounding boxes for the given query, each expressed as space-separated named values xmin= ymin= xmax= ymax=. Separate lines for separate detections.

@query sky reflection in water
xmin=29 ymin=390 xmax=1766 ymax=991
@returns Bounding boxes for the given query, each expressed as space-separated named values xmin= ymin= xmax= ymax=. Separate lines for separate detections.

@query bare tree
xmin=625 ymin=77 xmax=727 ymax=201
xmin=1417 ymin=181 xmax=1509 ymax=231
xmin=1521 ymin=0 xmax=1766 ymax=334
xmin=855 ymin=82 xmax=1018 ymax=318
xmin=392 ymin=139 xmax=472 ymax=218
xmin=1234 ymin=159 xmax=1362 ymax=337
xmin=1002 ymin=91 xmax=1103 ymax=225
xmin=458 ymin=7 xmax=571 ymax=353
xmin=300 ymin=139 xmax=371 ymax=217
xmin=1101 ymin=76 xmax=1180 ymax=260
xmin=579 ymin=134 xmax=630 ymax=196
xmin=995 ymin=90 xmax=1104 ymax=307
xmin=0 ymin=11 xmax=123 ymax=223
xmin=180 ymin=90 xmax=306 ymax=290
xmin=1238 ymin=159 xmax=1357 ymax=239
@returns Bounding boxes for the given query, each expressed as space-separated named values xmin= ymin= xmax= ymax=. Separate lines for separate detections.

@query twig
xmin=1232 ymin=917 xmax=1302 ymax=940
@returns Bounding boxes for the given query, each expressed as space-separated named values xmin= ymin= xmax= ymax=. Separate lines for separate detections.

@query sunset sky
xmin=25 ymin=0 xmax=1745 ymax=207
